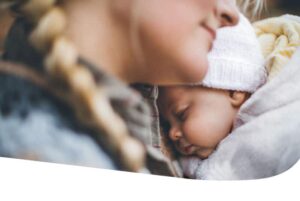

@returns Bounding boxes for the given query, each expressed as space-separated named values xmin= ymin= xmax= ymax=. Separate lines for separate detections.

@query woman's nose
xmin=169 ymin=127 xmax=182 ymax=141
xmin=216 ymin=0 xmax=240 ymax=27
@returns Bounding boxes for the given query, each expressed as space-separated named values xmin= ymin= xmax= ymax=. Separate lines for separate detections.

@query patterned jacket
xmin=0 ymin=18 xmax=182 ymax=176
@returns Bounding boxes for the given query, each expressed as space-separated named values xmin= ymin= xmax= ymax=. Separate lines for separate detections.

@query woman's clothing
xmin=0 ymin=18 xmax=182 ymax=176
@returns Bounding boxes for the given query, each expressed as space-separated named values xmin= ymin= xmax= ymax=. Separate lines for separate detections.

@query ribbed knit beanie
xmin=200 ymin=13 xmax=267 ymax=93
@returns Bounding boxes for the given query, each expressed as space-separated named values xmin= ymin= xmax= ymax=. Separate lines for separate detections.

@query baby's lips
xmin=184 ymin=145 xmax=194 ymax=154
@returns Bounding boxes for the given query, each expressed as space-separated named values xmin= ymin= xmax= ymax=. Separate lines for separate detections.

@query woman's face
xmin=115 ymin=0 xmax=239 ymax=85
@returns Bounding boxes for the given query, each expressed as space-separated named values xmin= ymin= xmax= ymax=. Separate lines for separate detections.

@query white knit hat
xmin=200 ymin=13 xmax=267 ymax=93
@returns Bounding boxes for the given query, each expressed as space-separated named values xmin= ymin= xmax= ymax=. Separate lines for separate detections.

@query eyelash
xmin=175 ymin=107 xmax=189 ymax=122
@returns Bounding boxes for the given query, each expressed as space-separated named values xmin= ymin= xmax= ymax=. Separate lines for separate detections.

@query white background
xmin=0 ymin=157 xmax=299 ymax=201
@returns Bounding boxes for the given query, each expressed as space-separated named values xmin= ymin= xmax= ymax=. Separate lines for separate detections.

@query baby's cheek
xmin=183 ymin=120 xmax=206 ymax=143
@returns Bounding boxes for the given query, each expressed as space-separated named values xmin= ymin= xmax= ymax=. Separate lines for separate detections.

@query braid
xmin=0 ymin=0 xmax=146 ymax=172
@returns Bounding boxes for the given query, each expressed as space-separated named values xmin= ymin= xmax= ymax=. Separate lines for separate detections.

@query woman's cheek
xmin=171 ymin=27 xmax=212 ymax=83
xmin=136 ymin=6 xmax=211 ymax=83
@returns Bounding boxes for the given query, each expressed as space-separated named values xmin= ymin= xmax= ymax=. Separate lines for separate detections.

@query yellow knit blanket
xmin=253 ymin=14 xmax=300 ymax=80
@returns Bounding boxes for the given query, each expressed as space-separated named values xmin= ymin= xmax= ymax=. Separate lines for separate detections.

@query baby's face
xmin=158 ymin=86 xmax=238 ymax=159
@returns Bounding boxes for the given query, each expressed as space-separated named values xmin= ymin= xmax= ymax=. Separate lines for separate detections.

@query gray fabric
xmin=181 ymin=48 xmax=300 ymax=180
xmin=79 ymin=59 xmax=153 ymax=145
xmin=133 ymin=84 xmax=161 ymax=147
xmin=0 ymin=107 xmax=115 ymax=168
xmin=0 ymin=75 xmax=115 ymax=169
xmin=0 ymin=18 xmax=155 ymax=171
xmin=134 ymin=84 xmax=183 ymax=177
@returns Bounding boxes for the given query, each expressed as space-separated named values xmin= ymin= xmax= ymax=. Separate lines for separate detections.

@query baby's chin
xmin=176 ymin=147 xmax=213 ymax=159
xmin=195 ymin=149 xmax=214 ymax=160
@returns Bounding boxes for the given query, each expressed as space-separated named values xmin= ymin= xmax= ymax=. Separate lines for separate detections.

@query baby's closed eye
xmin=173 ymin=106 xmax=190 ymax=122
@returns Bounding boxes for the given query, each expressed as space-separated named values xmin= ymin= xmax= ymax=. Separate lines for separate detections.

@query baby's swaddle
xmin=181 ymin=14 xmax=300 ymax=179
xmin=181 ymin=48 xmax=300 ymax=180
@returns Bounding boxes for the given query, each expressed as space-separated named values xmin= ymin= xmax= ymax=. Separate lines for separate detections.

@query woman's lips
xmin=203 ymin=24 xmax=216 ymax=40
xmin=200 ymin=24 xmax=216 ymax=51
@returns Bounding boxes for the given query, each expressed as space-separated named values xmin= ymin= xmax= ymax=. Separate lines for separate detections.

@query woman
xmin=0 ymin=0 xmax=239 ymax=175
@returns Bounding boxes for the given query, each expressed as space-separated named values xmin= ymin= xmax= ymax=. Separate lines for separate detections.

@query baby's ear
xmin=229 ymin=91 xmax=249 ymax=108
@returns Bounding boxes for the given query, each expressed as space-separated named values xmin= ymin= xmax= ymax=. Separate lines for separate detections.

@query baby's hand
xmin=179 ymin=156 xmax=203 ymax=179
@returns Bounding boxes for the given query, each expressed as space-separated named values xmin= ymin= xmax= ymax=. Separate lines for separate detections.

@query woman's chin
xmin=180 ymin=62 xmax=208 ymax=84
xmin=176 ymin=50 xmax=209 ymax=84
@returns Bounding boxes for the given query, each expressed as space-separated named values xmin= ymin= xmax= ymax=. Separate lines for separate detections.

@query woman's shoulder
xmin=0 ymin=73 xmax=115 ymax=169
xmin=0 ymin=72 xmax=74 ymax=126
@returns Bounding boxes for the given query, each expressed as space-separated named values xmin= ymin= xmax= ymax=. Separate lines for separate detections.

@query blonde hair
xmin=238 ymin=0 xmax=265 ymax=20
xmin=0 ymin=0 xmax=145 ymax=172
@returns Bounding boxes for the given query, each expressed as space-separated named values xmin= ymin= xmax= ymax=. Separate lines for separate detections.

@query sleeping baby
xmin=158 ymin=13 xmax=267 ymax=177
xmin=158 ymin=13 xmax=300 ymax=180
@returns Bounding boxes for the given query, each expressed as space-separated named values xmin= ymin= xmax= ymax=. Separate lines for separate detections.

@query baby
xmin=158 ymin=14 xmax=267 ymax=160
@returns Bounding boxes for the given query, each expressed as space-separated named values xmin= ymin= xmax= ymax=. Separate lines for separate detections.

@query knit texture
xmin=200 ymin=13 xmax=266 ymax=93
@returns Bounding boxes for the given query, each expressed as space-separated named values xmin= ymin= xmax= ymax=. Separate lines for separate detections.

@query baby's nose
xmin=169 ymin=127 xmax=182 ymax=141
